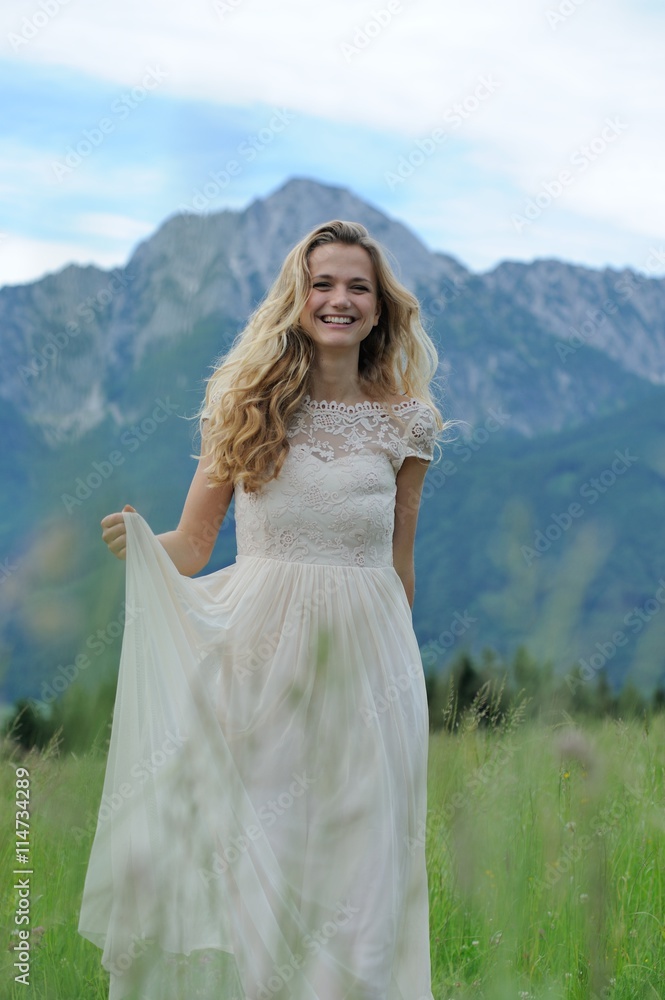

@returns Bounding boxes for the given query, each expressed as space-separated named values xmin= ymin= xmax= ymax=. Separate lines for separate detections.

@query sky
xmin=1 ymin=0 xmax=663 ymax=287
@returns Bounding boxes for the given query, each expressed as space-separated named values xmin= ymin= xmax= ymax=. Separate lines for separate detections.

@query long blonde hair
xmin=193 ymin=220 xmax=447 ymax=492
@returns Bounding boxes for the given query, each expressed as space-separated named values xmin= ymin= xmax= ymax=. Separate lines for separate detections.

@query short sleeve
xmin=403 ymin=403 xmax=436 ymax=462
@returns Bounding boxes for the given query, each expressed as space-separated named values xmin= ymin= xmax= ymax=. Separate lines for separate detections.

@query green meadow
xmin=1 ymin=707 xmax=664 ymax=999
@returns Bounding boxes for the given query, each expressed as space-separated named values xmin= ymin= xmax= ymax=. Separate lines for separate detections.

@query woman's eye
xmin=313 ymin=283 xmax=369 ymax=291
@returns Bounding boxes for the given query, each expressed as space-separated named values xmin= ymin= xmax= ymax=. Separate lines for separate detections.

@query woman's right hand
xmin=100 ymin=504 xmax=137 ymax=560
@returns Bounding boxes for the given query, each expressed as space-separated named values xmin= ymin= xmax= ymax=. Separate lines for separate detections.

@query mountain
xmin=1 ymin=176 xmax=664 ymax=708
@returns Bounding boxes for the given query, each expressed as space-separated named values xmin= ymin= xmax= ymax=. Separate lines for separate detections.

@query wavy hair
xmin=192 ymin=219 xmax=449 ymax=492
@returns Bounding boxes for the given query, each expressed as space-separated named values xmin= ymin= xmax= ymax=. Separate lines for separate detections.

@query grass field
xmin=1 ymin=710 xmax=664 ymax=999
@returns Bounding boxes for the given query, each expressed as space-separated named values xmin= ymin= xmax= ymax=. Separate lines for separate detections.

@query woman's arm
xmin=156 ymin=443 xmax=234 ymax=577
xmin=392 ymin=456 xmax=430 ymax=608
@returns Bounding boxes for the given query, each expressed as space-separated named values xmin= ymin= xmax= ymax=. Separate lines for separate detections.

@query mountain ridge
xmin=2 ymin=177 xmax=664 ymax=704
xmin=2 ymin=177 xmax=663 ymax=447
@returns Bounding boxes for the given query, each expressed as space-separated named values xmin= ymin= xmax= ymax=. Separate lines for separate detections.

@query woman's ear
xmin=373 ymin=299 xmax=382 ymax=327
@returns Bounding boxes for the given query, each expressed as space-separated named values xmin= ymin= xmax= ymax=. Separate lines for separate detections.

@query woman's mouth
xmin=319 ymin=315 xmax=356 ymax=326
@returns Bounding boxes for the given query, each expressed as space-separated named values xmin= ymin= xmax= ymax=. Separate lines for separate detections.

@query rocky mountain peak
xmin=1 ymin=177 xmax=664 ymax=445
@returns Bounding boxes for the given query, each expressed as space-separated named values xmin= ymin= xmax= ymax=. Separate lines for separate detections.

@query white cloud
xmin=0 ymin=233 xmax=127 ymax=287
xmin=1 ymin=0 xmax=662 ymax=280
xmin=73 ymin=213 xmax=155 ymax=242
xmin=1 ymin=0 xmax=657 ymax=132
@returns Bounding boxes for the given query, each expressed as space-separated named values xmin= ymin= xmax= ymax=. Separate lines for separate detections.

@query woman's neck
xmin=306 ymin=355 xmax=371 ymax=405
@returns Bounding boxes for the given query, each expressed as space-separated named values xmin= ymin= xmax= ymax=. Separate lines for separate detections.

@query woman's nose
xmin=330 ymin=284 xmax=351 ymax=307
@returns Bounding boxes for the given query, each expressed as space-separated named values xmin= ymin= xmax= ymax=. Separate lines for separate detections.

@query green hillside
xmin=414 ymin=382 xmax=665 ymax=693
xmin=3 ymin=305 xmax=665 ymax=709
xmin=2 ymin=176 xmax=665 ymax=710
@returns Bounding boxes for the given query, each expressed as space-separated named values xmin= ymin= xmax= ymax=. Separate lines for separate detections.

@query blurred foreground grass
xmin=1 ymin=711 xmax=664 ymax=999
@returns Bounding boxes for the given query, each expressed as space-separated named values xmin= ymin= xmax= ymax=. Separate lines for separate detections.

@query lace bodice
xmin=234 ymin=395 xmax=436 ymax=568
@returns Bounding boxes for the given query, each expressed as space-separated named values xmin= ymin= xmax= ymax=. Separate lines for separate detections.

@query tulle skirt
xmin=78 ymin=512 xmax=433 ymax=999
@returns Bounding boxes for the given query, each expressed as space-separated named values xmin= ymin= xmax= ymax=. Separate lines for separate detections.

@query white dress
xmin=78 ymin=393 xmax=436 ymax=1000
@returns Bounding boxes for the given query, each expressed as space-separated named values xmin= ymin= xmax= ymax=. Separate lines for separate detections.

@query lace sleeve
xmin=403 ymin=403 xmax=436 ymax=462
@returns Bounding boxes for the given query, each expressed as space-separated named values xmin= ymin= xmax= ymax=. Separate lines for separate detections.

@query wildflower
xmin=579 ymin=893 xmax=589 ymax=903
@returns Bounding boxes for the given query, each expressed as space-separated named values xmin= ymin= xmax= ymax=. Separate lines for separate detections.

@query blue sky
xmin=1 ymin=0 xmax=663 ymax=286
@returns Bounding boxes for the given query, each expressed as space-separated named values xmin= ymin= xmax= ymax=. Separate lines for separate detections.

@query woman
xmin=79 ymin=219 xmax=446 ymax=1000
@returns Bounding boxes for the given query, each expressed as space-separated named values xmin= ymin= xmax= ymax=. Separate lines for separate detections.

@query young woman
xmin=79 ymin=219 xmax=447 ymax=1000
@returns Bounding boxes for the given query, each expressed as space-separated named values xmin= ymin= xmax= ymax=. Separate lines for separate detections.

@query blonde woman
xmin=79 ymin=220 xmax=447 ymax=1000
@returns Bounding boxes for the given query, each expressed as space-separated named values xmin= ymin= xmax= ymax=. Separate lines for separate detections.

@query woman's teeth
xmin=322 ymin=316 xmax=354 ymax=324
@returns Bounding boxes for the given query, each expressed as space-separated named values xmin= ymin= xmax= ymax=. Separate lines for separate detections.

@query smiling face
xmin=298 ymin=242 xmax=381 ymax=348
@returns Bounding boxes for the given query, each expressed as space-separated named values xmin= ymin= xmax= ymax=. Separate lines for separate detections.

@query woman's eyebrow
xmin=312 ymin=273 xmax=373 ymax=285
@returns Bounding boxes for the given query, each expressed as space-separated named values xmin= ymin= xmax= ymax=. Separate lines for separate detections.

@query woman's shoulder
xmin=382 ymin=393 xmax=434 ymax=416
xmin=367 ymin=391 xmax=419 ymax=408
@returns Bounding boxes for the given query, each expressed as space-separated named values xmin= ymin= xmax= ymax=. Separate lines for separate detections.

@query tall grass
xmin=1 ymin=707 xmax=664 ymax=998
xmin=427 ymin=691 xmax=665 ymax=999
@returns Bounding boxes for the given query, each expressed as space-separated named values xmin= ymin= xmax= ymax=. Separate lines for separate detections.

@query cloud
xmin=0 ymin=0 xmax=663 ymax=282
xmin=73 ymin=213 xmax=156 ymax=242
xmin=0 ymin=233 xmax=127 ymax=287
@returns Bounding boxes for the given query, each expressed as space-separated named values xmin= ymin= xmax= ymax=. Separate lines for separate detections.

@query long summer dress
xmin=78 ymin=393 xmax=436 ymax=1000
